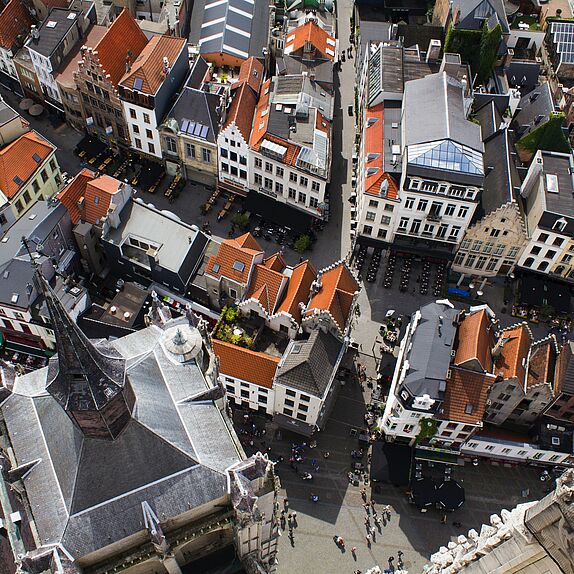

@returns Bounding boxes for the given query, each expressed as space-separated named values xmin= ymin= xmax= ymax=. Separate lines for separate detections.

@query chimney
xmin=125 ymin=56 xmax=131 ymax=74
xmin=31 ymin=25 xmax=39 ymax=40
xmin=426 ymin=39 xmax=442 ymax=63
xmin=492 ymin=336 xmax=510 ymax=357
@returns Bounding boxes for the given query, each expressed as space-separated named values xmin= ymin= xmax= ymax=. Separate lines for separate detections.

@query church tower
xmin=38 ymin=274 xmax=134 ymax=440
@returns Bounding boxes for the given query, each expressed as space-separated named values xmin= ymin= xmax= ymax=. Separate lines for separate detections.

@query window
xmin=422 ymin=223 xmax=434 ymax=236
xmin=286 ymin=389 xmax=296 ymax=397
xmin=300 ymin=176 xmax=308 ymax=187
xmin=285 ymin=398 xmax=295 ymax=407
xmin=296 ymin=413 xmax=307 ymax=421
xmin=485 ymin=445 xmax=495 ymax=452
xmin=129 ymin=108 xmax=136 ymax=119
xmin=378 ymin=229 xmax=387 ymax=239
xmin=145 ymin=129 xmax=152 ymax=139
xmin=398 ymin=217 xmax=408 ymax=230
xmin=366 ymin=211 xmax=376 ymax=221
xmin=166 ymin=137 xmax=176 ymax=152
xmin=289 ymin=172 xmax=297 ymax=182
xmin=369 ymin=199 xmax=379 ymax=208
xmin=538 ymin=232 xmax=549 ymax=242
xmin=465 ymin=254 xmax=476 ymax=267
xmin=40 ymin=170 xmax=48 ymax=183
xmin=298 ymin=404 xmax=308 ymax=412
xmin=135 ymin=138 xmax=142 ymax=149
xmin=403 ymin=424 xmax=414 ymax=434
xmin=310 ymin=197 xmax=319 ymax=208
xmin=23 ymin=191 xmax=31 ymax=204
xmin=240 ymin=156 xmax=247 ymax=165
xmin=275 ymin=182 xmax=283 ymax=194
xmin=202 ymin=148 xmax=211 ymax=163
xmin=264 ymin=178 xmax=273 ymax=190
xmin=143 ymin=113 xmax=150 ymax=123
xmin=148 ymin=142 xmax=155 ymax=154
xmin=298 ymin=192 xmax=306 ymax=203
xmin=436 ymin=224 xmax=448 ymax=239
xmin=185 ymin=143 xmax=195 ymax=158
xmin=449 ymin=226 xmax=461 ymax=240
xmin=445 ymin=204 xmax=455 ymax=216
xmin=405 ymin=197 xmax=415 ymax=209
xmin=132 ymin=124 xmax=140 ymax=134
xmin=312 ymin=181 xmax=320 ymax=192
xmin=220 ymin=147 xmax=228 ymax=158
xmin=49 ymin=159 xmax=57 ymax=171
xmin=230 ymin=140 xmax=236 ymax=147
xmin=531 ymin=247 xmax=542 ymax=257
xmin=417 ymin=199 xmax=428 ymax=211
xmin=554 ymin=237 xmax=565 ymax=247
xmin=265 ymin=161 xmax=272 ymax=173
xmin=363 ymin=225 xmax=373 ymax=235
xmin=460 ymin=238 xmax=471 ymax=250
xmin=483 ymin=242 xmax=494 ymax=254
xmin=254 ymin=173 xmax=262 ymax=185
xmin=283 ymin=407 xmax=293 ymax=416
xmin=288 ymin=187 xmax=296 ymax=199
xmin=276 ymin=166 xmax=284 ymax=177
xmin=490 ymin=228 xmax=500 ymax=237
xmin=240 ymin=169 xmax=247 ymax=179
xmin=553 ymin=219 xmax=567 ymax=233
xmin=475 ymin=256 xmax=487 ymax=270
xmin=221 ymin=163 xmax=229 ymax=173
xmin=486 ymin=258 xmax=497 ymax=271
xmin=300 ymin=394 xmax=310 ymax=402
xmin=259 ymin=395 xmax=267 ymax=404
xmin=458 ymin=206 xmax=469 ymax=218
xmin=255 ymin=157 xmax=262 ymax=169
xmin=230 ymin=166 xmax=238 ymax=176
xmin=226 ymin=385 xmax=235 ymax=394
xmin=381 ymin=215 xmax=391 ymax=225
xmin=545 ymin=249 xmax=557 ymax=259
xmin=410 ymin=219 xmax=421 ymax=234
xmin=384 ymin=204 xmax=394 ymax=212
xmin=32 ymin=180 xmax=40 ymax=194
xmin=471 ymin=240 xmax=483 ymax=252
xmin=537 ymin=261 xmax=549 ymax=271
xmin=230 ymin=151 xmax=237 ymax=162
xmin=240 ymin=389 xmax=249 ymax=399
xmin=229 ymin=287 xmax=238 ymax=299
xmin=493 ymin=244 xmax=505 ymax=256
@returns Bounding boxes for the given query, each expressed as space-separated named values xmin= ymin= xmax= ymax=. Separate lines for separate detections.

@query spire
xmin=37 ymin=274 xmax=133 ymax=440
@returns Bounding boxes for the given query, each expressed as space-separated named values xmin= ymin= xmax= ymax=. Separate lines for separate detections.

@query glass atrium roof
xmin=407 ymin=139 xmax=484 ymax=175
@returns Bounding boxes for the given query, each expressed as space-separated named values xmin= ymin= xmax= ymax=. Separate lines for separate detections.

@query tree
xmin=416 ymin=417 xmax=439 ymax=443
xmin=294 ymin=234 xmax=311 ymax=253
xmin=231 ymin=212 xmax=250 ymax=231
xmin=516 ymin=113 xmax=570 ymax=161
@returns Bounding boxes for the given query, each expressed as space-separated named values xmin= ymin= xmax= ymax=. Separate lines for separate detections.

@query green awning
xmin=415 ymin=448 xmax=459 ymax=465
xmin=4 ymin=340 xmax=49 ymax=358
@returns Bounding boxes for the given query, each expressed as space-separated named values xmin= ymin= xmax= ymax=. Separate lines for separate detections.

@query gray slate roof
xmin=2 ymin=320 xmax=242 ymax=559
xmin=454 ymin=0 xmax=509 ymax=33
xmin=275 ymin=330 xmax=343 ymax=397
xmin=402 ymin=303 xmax=458 ymax=401
xmin=513 ymin=82 xmax=555 ymax=137
xmin=27 ymin=8 xmax=81 ymax=58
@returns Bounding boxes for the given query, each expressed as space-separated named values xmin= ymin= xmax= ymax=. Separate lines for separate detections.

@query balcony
xmin=426 ymin=212 xmax=442 ymax=222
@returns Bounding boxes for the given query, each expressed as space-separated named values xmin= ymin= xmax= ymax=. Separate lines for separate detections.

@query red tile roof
xmin=206 ymin=233 xmax=263 ymax=284
xmin=213 ymin=339 xmax=279 ymax=389
xmin=304 ymin=263 xmax=359 ymax=332
xmin=276 ymin=260 xmax=316 ymax=323
xmin=57 ymin=170 xmax=120 ymax=224
xmin=285 ymin=21 xmax=336 ymax=61
xmin=93 ymin=9 xmax=149 ymax=87
xmin=238 ymin=56 xmax=264 ymax=94
xmin=223 ymin=81 xmax=258 ymax=143
xmin=250 ymin=79 xmax=271 ymax=147
xmin=454 ymin=309 xmax=495 ymax=372
xmin=120 ymin=35 xmax=186 ymax=95
xmin=442 ymin=367 xmax=494 ymax=425
xmin=245 ymin=263 xmax=285 ymax=314
xmin=0 ymin=0 xmax=32 ymax=50
xmin=495 ymin=324 xmax=533 ymax=387
xmin=526 ymin=339 xmax=557 ymax=389
xmin=56 ymin=168 xmax=96 ymax=224
xmin=0 ymin=131 xmax=55 ymax=199
xmin=364 ymin=104 xmax=399 ymax=200
xmin=263 ymin=253 xmax=286 ymax=272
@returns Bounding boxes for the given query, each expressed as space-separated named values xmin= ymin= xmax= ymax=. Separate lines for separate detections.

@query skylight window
xmin=212 ymin=263 xmax=220 ymax=273
xmin=32 ymin=153 xmax=42 ymax=163
xmin=232 ymin=261 xmax=245 ymax=272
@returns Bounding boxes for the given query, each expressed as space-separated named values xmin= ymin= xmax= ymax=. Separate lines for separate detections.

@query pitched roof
xmin=250 ymin=78 xmax=272 ymax=147
xmin=93 ymin=9 xmax=149 ymax=87
xmin=276 ymin=260 xmax=316 ymax=323
xmin=454 ymin=309 xmax=495 ymax=372
xmin=206 ymin=233 xmax=263 ymax=284
xmin=364 ymin=104 xmax=398 ymax=199
xmin=0 ymin=131 xmax=55 ymax=199
xmin=555 ymin=340 xmax=574 ymax=396
xmin=213 ymin=339 xmax=279 ymax=389
xmin=0 ymin=0 xmax=32 ymax=50
xmin=526 ymin=338 xmax=557 ymax=389
xmin=495 ymin=324 xmax=533 ymax=387
xmin=304 ymin=263 xmax=359 ymax=332
xmin=441 ymin=367 xmax=494 ymax=425
xmin=57 ymin=170 xmax=120 ymax=225
xmin=244 ymin=263 xmax=285 ymax=314
xmin=223 ymin=81 xmax=258 ymax=142
xmin=238 ymin=56 xmax=264 ymax=94
xmin=263 ymin=253 xmax=286 ymax=272
xmin=56 ymin=168 xmax=96 ymax=224
xmin=119 ymin=35 xmax=186 ymax=95
xmin=284 ymin=20 xmax=336 ymax=61
xmin=275 ymin=330 xmax=343 ymax=397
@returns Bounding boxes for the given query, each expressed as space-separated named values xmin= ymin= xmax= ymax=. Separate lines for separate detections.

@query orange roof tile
xmin=276 ymin=260 xmax=317 ymax=323
xmin=56 ymin=168 xmax=96 ymax=224
xmin=263 ymin=253 xmax=286 ymax=272
xmin=238 ymin=56 xmax=264 ymax=94
xmin=0 ymin=131 xmax=55 ymax=200
xmin=285 ymin=21 xmax=336 ymax=61
xmin=454 ymin=309 xmax=495 ymax=372
xmin=223 ymin=81 xmax=258 ymax=143
xmin=0 ymin=0 xmax=32 ymax=50
xmin=305 ymin=263 xmax=359 ymax=332
xmin=56 ymin=25 xmax=107 ymax=88
xmin=245 ymin=263 xmax=285 ymax=314
xmin=120 ymin=35 xmax=186 ymax=95
xmin=364 ymin=103 xmax=399 ymax=200
xmin=526 ymin=339 xmax=556 ymax=389
xmin=250 ymin=79 xmax=271 ymax=148
xmin=93 ymin=9 xmax=149 ymax=87
xmin=206 ymin=233 xmax=263 ymax=284
xmin=495 ymin=324 xmax=533 ymax=387
xmin=83 ymin=175 xmax=121 ymax=224
xmin=213 ymin=339 xmax=279 ymax=389
xmin=441 ymin=367 xmax=494 ymax=425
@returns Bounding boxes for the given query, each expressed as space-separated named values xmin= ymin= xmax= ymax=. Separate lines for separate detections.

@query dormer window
xmin=553 ymin=218 xmax=567 ymax=233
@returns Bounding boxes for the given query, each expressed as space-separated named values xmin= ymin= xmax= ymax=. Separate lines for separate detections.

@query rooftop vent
xmin=46 ymin=20 xmax=57 ymax=28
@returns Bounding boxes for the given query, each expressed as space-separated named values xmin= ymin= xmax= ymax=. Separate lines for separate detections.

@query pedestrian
xmin=386 ymin=509 xmax=391 ymax=522
xmin=351 ymin=546 xmax=357 ymax=556
xmin=382 ymin=515 xmax=387 ymax=527
xmin=365 ymin=533 xmax=371 ymax=547
xmin=441 ymin=514 xmax=447 ymax=524
xmin=388 ymin=556 xmax=395 ymax=568
xmin=361 ymin=488 xmax=367 ymax=502
xmin=370 ymin=499 xmax=376 ymax=510
xmin=364 ymin=516 xmax=370 ymax=527
xmin=371 ymin=526 xmax=376 ymax=541
xmin=292 ymin=511 xmax=297 ymax=520
xmin=284 ymin=498 xmax=289 ymax=510
xmin=397 ymin=550 xmax=404 ymax=559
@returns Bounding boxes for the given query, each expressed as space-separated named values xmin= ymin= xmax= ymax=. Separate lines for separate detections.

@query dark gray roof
xmin=540 ymin=152 xmax=574 ymax=219
xmin=0 ymin=100 xmax=19 ymax=126
xmin=188 ymin=56 xmax=209 ymax=89
xmin=0 ymin=258 xmax=36 ymax=309
xmin=27 ymin=8 xmax=81 ymax=58
xmin=558 ymin=341 xmax=574 ymax=395
xmin=2 ymin=319 xmax=242 ymax=558
xmin=402 ymin=303 xmax=458 ymax=400
xmin=267 ymin=107 xmax=291 ymax=140
xmin=397 ymin=23 xmax=444 ymax=52
xmin=279 ymin=55 xmax=334 ymax=89
xmin=506 ymin=61 xmax=540 ymax=94
xmin=454 ymin=0 xmax=509 ymax=33
xmin=476 ymin=98 xmax=503 ymax=141
xmin=166 ymin=86 xmax=221 ymax=144
xmin=513 ymin=82 xmax=555 ymax=138
xmin=191 ymin=0 xmax=269 ymax=60
xmin=275 ymin=330 xmax=343 ymax=397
